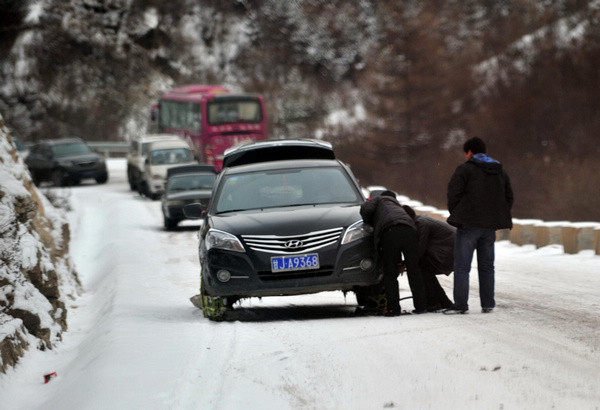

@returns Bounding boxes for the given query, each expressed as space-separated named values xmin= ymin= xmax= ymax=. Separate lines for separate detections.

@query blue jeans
xmin=453 ymin=226 xmax=496 ymax=310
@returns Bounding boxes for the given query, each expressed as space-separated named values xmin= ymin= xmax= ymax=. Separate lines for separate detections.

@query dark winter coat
xmin=414 ymin=215 xmax=456 ymax=276
xmin=360 ymin=196 xmax=417 ymax=251
xmin=447 ymin=154 xmax=514 ymax=230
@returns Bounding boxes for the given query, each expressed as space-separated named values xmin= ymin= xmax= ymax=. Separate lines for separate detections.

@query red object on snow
xmin=44 ymin=372 xmax=57 ymax=384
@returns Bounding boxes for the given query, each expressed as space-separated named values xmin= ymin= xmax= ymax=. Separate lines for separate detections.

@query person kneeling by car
xmin=360 ymin=190 xmax=428 ymax=316
xmin=403 ymin=204 xmax=455 ymax=312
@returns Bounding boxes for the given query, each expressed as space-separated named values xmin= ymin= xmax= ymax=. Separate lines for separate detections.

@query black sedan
xmin=161 ymin=165 xmax=216 ymax=230
xmin=25 ymin=138 xmax=108 ymax=186
xmin=184 ymin=140 xmax=378 ymax=320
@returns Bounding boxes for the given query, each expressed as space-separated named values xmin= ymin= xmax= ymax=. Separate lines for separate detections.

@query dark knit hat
xmin=380 ymin=190 xmax=397 ymax=198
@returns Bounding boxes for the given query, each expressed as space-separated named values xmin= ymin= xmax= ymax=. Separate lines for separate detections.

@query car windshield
xmin=149 ymin=148 xmax=192 ymax=165
xmin=215 ymin=166 xmax=361 ymax=213
xmin=168 ymin=174 xmax=216 ymax=192
xmin=51 ymin=142 xmax=93 ymax=157
xmin=13 ymin=138 xmax=27 ymax=151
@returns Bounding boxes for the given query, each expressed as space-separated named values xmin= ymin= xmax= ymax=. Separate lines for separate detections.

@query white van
xmin=139 ymin=139 xmax=198 ymax=199
xmin=127 ymin=134 xmax=183 ymax=191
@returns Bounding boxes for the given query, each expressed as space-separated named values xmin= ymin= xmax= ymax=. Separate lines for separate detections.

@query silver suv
xmin=126 ymin=134 xmax=182 ymax=191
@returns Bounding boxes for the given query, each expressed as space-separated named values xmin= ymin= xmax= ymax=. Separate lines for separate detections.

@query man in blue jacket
xmin=444 ymin=137 xmax=514 ymax=314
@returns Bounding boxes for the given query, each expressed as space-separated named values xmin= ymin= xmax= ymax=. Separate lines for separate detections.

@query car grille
xmin=241 ymin=227 xmax=344 ymax=254
xmin=76 ymin=160 xmax=97 ymax=168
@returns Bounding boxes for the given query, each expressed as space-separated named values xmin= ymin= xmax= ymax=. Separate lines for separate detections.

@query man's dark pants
xmin=453 ymin=226 xmax=496 ymax=310
xmin=379 ymin=225 xmax=428 ymax=313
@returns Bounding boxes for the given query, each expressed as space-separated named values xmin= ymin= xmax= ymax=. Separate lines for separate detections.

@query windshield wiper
xmin=215 ymin=209 xmax=249 ymax=214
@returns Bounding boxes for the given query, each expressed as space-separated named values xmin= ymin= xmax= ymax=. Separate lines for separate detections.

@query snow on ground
xmin=1 ymin=159 xmax=599 ymax=410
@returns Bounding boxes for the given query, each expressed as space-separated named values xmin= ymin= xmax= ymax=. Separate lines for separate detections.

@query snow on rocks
xmin=0 ymin=114 xmax=80 ymax=373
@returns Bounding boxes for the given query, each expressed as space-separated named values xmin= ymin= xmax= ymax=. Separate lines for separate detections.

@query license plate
xmin=270 ymin=254 xmax=320 ymax=272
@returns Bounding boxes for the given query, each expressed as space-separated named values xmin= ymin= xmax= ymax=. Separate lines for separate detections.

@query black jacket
xmin=360 ymin=196 xmax=417 ymax=250
xmin=414 ymin=215 xmax=456 ymax=275
xmin=447 ymin=155 xmax=514 ymax=230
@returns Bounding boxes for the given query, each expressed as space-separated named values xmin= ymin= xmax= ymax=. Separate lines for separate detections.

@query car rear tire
xmin=127 ymin=168 xmax=136 ymax=190
xmin=51 ymin=169 xmax=67 ymax=187
xmin=138 ymin=181 xmax=147 ymax=197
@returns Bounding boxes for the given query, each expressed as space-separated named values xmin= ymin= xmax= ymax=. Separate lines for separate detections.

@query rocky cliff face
xmin=0 ymin=114 xmax=81 ymax=373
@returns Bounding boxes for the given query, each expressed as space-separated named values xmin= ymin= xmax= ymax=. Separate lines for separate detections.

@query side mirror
xmin=183 ymin=203 xmax=204 ymax=219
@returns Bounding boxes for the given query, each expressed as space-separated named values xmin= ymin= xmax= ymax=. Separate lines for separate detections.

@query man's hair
xmin=463 ymin=137 xmax=486 ymax=154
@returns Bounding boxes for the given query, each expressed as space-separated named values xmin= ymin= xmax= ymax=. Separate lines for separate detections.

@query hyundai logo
xmin=284 ymin=240 xmax=304 ymax=249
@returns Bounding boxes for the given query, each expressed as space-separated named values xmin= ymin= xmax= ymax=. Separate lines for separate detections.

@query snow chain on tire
xmin=367 ymin=292 xmax=388 ymax=313
xmin=200 ymin=294 xmax=227 ymax=321
xmin=199 ymin=275 xmax=227 ymax=321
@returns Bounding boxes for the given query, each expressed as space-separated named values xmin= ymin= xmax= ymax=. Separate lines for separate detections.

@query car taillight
xmin=204 ymin=144 xmax=214 ymax=165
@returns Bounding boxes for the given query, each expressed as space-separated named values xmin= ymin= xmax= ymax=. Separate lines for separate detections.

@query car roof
xmin=147 ymin=139 xmax=190 ymax=150
xmin=167 ymin=165 xmax=216 ymax=179
xmin=222 ymin=139 xmax=335 ymax=168
xmin=35 ymin=138 xmax=85 ymax=146
xmin=135 ymin=134 xmax=181 ymax=142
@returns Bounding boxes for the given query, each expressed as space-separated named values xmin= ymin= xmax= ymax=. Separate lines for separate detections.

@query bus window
xmin=207 ymin=100 xmax=261 ymax=125
xmin=186 ymin=103 xmax=201 ymax=132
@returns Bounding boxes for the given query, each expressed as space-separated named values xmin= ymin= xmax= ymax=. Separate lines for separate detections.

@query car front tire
xmin=163 ymin=215 xmax=178 ymax=230
xmin=96 ymin=173 xmax=108 ymax=184
xmin=199 ymin=272 xmax=227 ymax=321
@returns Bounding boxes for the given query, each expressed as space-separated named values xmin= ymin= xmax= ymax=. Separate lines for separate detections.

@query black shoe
xmin=443 ymin=307 xmax=469 ymax=315
xmin=384 ymin=310 xmax=401 ymax=317
xmin=426 ymin=304 xmax=442 ymax=313
xmin=482 ymin=308 xmax=494 ymax=313
xmin=355 ymin=306 xmax=385 ymax=316
xmin=412 ymin=309 xmax=426 ymax=314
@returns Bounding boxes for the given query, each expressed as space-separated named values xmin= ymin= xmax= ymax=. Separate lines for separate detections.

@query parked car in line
xmin=126 ymin=133 xmax=183 ymax=191
xmin=10 ymin=134 xmax=30 ymax=159
xmin=25 ymin=138 xmax=108 ymax=186
xmin=183 ymin=139 xmax=378 ymax=320
xmin=138 ymin=138 xmax=198 ymax=200
xmin=363 ymin=185 xmax=388 ymax=199
xmin=161 ymin=165 xmax=217 ymax=230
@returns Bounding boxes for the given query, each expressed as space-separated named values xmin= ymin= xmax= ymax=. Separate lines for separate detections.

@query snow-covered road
xmin=1 ymin=159 xmax=599 ymax=410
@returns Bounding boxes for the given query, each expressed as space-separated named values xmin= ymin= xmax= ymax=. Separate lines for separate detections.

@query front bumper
xmin=202 ymin=238 xmax=378 ymax=298
xmin=63 ymin=161 xmax=107 ymax=180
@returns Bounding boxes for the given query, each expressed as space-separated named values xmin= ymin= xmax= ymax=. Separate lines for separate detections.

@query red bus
xmin=155 ymin=85 xmax=268 ymax=171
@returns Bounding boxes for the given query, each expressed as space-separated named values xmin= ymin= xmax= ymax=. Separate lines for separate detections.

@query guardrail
xmin=88 ymin=141 xmax=129 ymax=157
xmin=403 ymin=199 xmax=600 ymax=256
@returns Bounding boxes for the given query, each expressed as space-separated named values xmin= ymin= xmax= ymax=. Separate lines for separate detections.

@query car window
xmin=51 ymin=142 xmax=93 ymax=157
xmin=168 ymin=174 xmax=216 ymax=192
xmin=215 ymin=167 xmax=360 ymax=213
xmin=149 ymin=148 xmax=192 ymax=165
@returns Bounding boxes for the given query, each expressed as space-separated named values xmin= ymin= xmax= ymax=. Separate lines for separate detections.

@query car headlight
xmin=151 ymin=174 xmax=164 ymax=181
xmin=205 ymin=229 xmax=245 ymax=252
xmin=166 ymin=200 xmax=185 ymax=207
xmin=341 ymin=220 xmax=373 ymax=244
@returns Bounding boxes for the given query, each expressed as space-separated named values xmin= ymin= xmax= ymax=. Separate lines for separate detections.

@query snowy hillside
xmin=0 ymin=116 xmax=80 ymax=372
